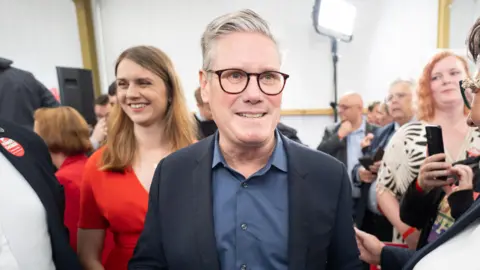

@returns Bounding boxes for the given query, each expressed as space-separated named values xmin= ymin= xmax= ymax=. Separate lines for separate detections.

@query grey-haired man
xmin=129 ymin=9 xmax=361 ymax=270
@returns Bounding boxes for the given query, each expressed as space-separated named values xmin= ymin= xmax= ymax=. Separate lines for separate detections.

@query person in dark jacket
xmin=193 ymin=87 xmax=219 ymax=139
xmin=352 ymin=79 xmax=415 ymax=241
xmin=399 ymin=172 xmax=476 ymax=250
xmin=0 ymin=58 xmax=59 ymax=129
xmin=0 ymin=118 xmax=81 ymax=270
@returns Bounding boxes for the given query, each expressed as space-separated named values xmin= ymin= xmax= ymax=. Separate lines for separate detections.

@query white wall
xmin=450 ymin=0 xmax=480 ymax=60
xmin=0 ymin=0 xmax=83 ymax=90
xmin=93 ymin=0 xmax=439 ymax=147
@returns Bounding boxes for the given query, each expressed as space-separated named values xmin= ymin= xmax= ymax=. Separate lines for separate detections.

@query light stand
xmin=330 ymin=37 xmax=339 ymax=122
xmin=312 ymin=0 xmax=357 ymax=122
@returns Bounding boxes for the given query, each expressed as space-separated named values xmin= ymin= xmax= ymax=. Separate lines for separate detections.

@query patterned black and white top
xmin=376 ymin=121 xmax=480 ymax=242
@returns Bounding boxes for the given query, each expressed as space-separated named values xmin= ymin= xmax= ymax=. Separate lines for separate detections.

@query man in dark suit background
xmin=352 ymin=79 xmax=415 ymax=241
xmin=0 ymin=58 xmax=59 ymax=129
xmin=129 ymin=9 xmax=361 ymax=270
xmin=317 ymin=92 xmax=378 ymax=219
xmin=193 ymin=86 xmax=218 ymax=139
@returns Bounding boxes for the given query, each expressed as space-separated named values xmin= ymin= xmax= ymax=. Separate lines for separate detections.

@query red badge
xmin=0 ymin=137 xmax=25 ymax=157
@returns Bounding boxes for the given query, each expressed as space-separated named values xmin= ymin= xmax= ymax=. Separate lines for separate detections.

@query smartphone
xmin=373 ymin=148 xmax=385 ymax=162
xmin=358 ymin=156 xmax=374 ymax=171
xmin=425 ymin=125 xmax=447 ymax=180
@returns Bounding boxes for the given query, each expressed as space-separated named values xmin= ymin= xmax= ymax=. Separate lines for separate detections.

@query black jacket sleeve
xmin=448 ymin=189 xmax=474 ymax=220
xmin=400 ymin=179 xmax=442 ymax=230
xmin=380 ymin=246 xmax=415 ymax=270
xmin=317 ymin=125 xmax=345 ymax=154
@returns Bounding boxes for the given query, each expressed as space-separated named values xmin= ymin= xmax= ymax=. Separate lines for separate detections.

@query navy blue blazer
xmin=352 ymin=123 xmax=396 ymax=226
xmin=381 ymin=194 xmax=480 ymax=269
xmin=129 ymin=134 xmax=362 ymax=270
xmin=0 ymin=118 xmax=81 ymax=270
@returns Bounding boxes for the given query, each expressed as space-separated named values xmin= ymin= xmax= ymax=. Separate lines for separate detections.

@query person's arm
xmin=448 ymin=190 xmax=474 ymax=220
xmin=326 ymin=163 xmax=362 ymax=269
xmin=129 ymin=160 xmax=168 ymax=270
xmin=77 ymin=229 xmax=106 ymax=270
xmin=377 ymin=190 xmax=411 ymax=234
xmin=380 ymin=246 xmax=416 ymax=270
xmin=375 ymin=124 xmax=422 ymax=249
xmin=400 ymin=179 xmax=442 ymax=229
xmin=352 ymin=163 xmax=363 ymax=185
xmin=34 ymin=77 xmax=60 ymax=108
xmin=77 ymin=165 xmax=107 ymax=270
xmin=316 ymin=126 xmax=345 ymax=154
xmin=448 ymin=164 xmax=475 ymax=220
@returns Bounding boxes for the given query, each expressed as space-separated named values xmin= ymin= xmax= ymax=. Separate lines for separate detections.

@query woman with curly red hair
xmin=375 ymin=51 xmax=480 ymax=250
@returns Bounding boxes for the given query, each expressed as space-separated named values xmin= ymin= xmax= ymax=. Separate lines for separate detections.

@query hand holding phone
xmin=359 ymin=156 xmax=374 ymax=170
xmin=373 ymin=148 xmax=384 ymax=162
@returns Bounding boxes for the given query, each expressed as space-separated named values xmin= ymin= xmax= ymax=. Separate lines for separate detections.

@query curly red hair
xmin=417 ymin=51 xmax=471 ymax=121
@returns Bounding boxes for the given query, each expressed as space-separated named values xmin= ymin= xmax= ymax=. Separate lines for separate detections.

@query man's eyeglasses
xmin=460 ymin=79 xmax=480 ymax=110
xmin=207 ymin=69 xmax=290 ymax=95
xmin=386 ymin=92 xmax=408 ymax=102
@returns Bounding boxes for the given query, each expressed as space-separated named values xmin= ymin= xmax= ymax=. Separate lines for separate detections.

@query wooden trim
xmin=74 ymin=0 xmax=101 ymax=97
xmin=280 ymin=108 xmax=369 ymax=116
xmin=437 ymin=0 xmax=452 ymax=48
xmin=280 ymin=109 xmax=333 ymax=116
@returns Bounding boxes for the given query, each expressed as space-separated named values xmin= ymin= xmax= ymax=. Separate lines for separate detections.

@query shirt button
xmin=241 ymin=264 xmax=247 ymax=270
xmin=241 ymin=223 xmax=248 ymax=230
xmin=241 ymin=182 xmax=248 ymax=188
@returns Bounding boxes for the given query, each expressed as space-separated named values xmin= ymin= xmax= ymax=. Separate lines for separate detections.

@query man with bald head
xmin=317 ymin=92 xmax=378 ymax=218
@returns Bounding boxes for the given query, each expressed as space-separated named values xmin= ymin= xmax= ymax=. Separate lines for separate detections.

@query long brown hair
xmin=416 ymin=51 xmax=470 ymax=121
xmin=101 ymin=46 xmax=197 ymax=172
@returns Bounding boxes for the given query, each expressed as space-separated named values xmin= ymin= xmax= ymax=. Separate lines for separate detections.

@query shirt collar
xmin=351 ymin=118 xmax=366 ymax=134
xmin=212 ymin=129 xmax=287 ymax=172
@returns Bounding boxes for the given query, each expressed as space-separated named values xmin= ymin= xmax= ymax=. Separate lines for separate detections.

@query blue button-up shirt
xmin=347 ymin=119 xmax=366 ymax=198
xmin=212 ymin=131 xmax=289 ymax=270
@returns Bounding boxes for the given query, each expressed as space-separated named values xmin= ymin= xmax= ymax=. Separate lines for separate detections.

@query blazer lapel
xmin=376 ymin=124 xmax=395 ymax=150
xmin=403 ymin=198 xmax=480 ymax=269
xmin=192 ymin=136 xmax=220 ymax=270
xmin=284 ymin=137 xmax=310 ymax=270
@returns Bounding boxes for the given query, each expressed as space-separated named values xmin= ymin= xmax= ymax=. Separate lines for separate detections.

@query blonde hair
xmin=34 ymin=106 xmax=92 ymax=155
xmin=101 ymin=46 xmax=197 ymax=172
xmin=416 ymin=51 xmax=470 ymax=121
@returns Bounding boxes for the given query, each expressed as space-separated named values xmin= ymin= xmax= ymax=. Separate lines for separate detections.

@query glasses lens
xmin=219 ymin=69 xmax=248 ymax=94
xmin=258 ymin=71 xmax=286 ymax=95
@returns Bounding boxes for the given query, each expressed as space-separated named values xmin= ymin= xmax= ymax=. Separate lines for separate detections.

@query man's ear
xmin=199 ymin=70 xmax=210 ymax=103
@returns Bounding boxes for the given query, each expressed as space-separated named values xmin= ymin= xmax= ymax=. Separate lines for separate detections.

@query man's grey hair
xmin=201 ymin=9 xmax=279 ymax=70
xmin=389 ymin=78 xmax=416 ymax=89
xmin=388 ymin=78 xmax=417 ymax=111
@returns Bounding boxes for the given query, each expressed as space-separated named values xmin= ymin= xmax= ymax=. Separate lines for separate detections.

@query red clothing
xmin=55 ymin=154 xmax=88 ymax=252
xmin=56 ymin=154 xmax=114 ymax=263
xmin=79 ymin=148 xmax=149 ymax=270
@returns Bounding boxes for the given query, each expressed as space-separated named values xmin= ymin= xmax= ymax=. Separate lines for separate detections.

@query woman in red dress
xmin=77 ymin=46 xmax=197 ymax=270
xmin=33 ymin=106 xmax=93 ymax=252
